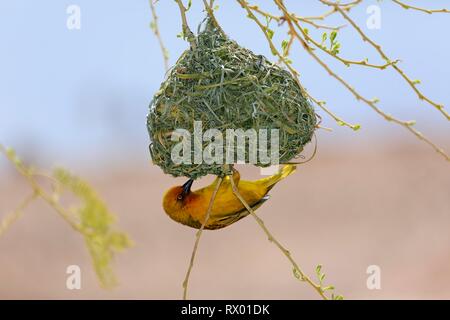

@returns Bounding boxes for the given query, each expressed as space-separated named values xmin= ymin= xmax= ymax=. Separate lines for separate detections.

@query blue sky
xmin=1 ymin=0 xmax=449 ymax=169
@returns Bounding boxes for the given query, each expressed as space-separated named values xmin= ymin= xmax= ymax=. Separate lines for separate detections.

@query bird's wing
xmin=208 ymin=195 xmax=270 ymax=229
xmin=202 ymin=170 xmax=240 ymax=194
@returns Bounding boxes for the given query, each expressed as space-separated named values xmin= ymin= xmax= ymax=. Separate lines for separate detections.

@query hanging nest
xmin=147 ymin=19 xmax=317 ymax=179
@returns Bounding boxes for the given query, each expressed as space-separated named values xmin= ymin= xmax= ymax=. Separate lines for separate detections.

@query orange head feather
xmin=162 ymin=179 xmax=195 ymax=224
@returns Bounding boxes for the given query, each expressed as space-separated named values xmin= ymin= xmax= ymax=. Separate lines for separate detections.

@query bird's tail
xmin=261 ymin=164 xmax=296 ymax=191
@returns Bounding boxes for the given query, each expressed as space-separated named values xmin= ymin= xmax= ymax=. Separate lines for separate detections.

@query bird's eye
xmin=177 ymin=194 xmax=183 ymax=200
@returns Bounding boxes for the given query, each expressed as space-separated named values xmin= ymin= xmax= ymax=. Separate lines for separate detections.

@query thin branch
xmin=300 ymin=29 xmax=398 ymax=70
xmin=248 ymin=4 xmax=345 ymax=30
xmin=392 ymin=0 xmax=449 ymax=14
xmin=1 ymin=144 xmax=131 ymax=289
xmin=247 ymin=4 xmax=282 ymax=22
xmin=228 ymin=168 xmax=329 ymax=300
xmin=297 ymin=16 xmax=345 ymax=31
xmin=238 ymin=0 xmax=360 ymax=131
xmin=301 ymin=0 xmax=361 ymax=21
xmin=0 ymin=192 xmax=38 ymax=237
xmin=274 ymin=0 xmax=449 ymax=161
xmin=321 ymin=0 xmax=450 ymax=120
xmin=302 ymin=8 xmax=337 ymax=21
xmin=182 ymin=177 xmax=223 ymax=300
xmin=149 ymin=0 xmax=169 ymax=72
xmin=332 ymin=0 xmax=363 ymax=7
xmin=242 ymin=0 xmax=449 ymax=158
xmin=174 ymin=0 xmax=197 ymax=49
xmin=0 ymin=144 xmax=85 ymax=233
xmin=248 ymin=4 xmax=395 ymax=69
xmin=202 ymin=0 xmax=225 ymax=34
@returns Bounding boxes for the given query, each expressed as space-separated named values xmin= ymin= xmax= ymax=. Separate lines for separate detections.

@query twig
xmin=0 ymin=192 xmax=38 ymax=237
xmin=301 ymin=0 xmax=361 ymax=20
xmin=392 ymin=0 xmax=449 ymax=14
xmin=302 ymin=8 xmax=337 ymax=21
xmin=0 ymin=144 xmax=84 ymax=233
xmin=149 ymin=0 xmax=169 ymax=72
xmin=248 ymin=5 xmax=345 ymax=30
xmin=202 ymin=0 xmax=225 ymax=34
xmin=228 ymin=168 xmax=329 ymax=300
xmin=248 ymin=3 xmax=396 ymax=69
xmin=242 ymin=0 xmax=450 ymax=158
xmin=274 ymin=0 xmax=449 ymax=161
xmin=238 ymin=0 xmax=360 ymax=131
xmin=182 ymin=177 xmax=223 ymax=300
xmin=1 ymin=144 xmax=132 ymax=288
xmin=320 ymin=0 xmax=450 ymax=120
xmin=174 ymin=0 xmax=197 ymax=49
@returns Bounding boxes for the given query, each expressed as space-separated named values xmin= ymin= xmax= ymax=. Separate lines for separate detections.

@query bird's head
xmin=162 ymin=178 xmax=194 ymax=215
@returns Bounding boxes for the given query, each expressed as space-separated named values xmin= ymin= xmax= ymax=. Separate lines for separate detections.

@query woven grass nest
xmin=147 ymin=19 xmax=317 ymax=179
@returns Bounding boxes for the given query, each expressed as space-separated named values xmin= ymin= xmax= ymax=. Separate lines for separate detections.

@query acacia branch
xmin=228 ymin=167 xmax=330 ymax=300
xmin=174 ymin=0 xmax=197 ymax=49
xmin=149 ymin=0 xmax=169 ymax=72
xmin=0 ymin=192 xmax=37 ymax=237
xmin=248 ymin=4 xmax=396 ymax=70
xmin=274 ymin=0 xmax=449 ymax=161
xmin=248 ymin=4 xmax=345 ymax=30
xmin=202 ymin=0 xmax=225 ymax=34
xmin=238 ymin=0 xmax=360 ymax=131
xmin=182 ymin=177 xmax=223 ymax=300
xmin=302 ymin=8 xmax=337 ymax=21
xmin=0 ymin=144 xmax=85 ymax=233
xmin=392 ymin=0 xmax=449 ymax=14
xmin=321 ymin=0 xmax=450 ymax=120
xmin=1 ymin=144 xmax=132 ymax=288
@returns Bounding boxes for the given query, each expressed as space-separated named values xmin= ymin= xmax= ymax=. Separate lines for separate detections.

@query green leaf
xmin=320 ymin=273 xmax=326 ymax=282
xmin=281 ymin=39 xmax=289 ymax=55
xmin=331 ymin=42 xmax=341 ymax=55
xmin=321 ymin=32 xmax=327 ymax=46
xmin=330 ymin=30 xmax=337 ymax=43
xmin=316 ymin=264 xmax=322 ymax=276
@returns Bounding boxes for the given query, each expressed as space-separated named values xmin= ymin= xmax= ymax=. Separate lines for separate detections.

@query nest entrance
xmin=147 ymin=19 xmax=317 ymax=179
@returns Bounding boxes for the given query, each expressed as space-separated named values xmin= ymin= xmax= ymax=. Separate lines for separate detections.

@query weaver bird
xmin=162 ymin=165 xmax=296 ymax=230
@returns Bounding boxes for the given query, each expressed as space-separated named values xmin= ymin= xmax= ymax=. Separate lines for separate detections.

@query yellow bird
xmin=162 ymin=165 xmax=296 ymax=230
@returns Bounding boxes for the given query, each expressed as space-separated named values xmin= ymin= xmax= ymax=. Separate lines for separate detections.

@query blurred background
xmin=0 ymin=0 xmax=449 ymax=299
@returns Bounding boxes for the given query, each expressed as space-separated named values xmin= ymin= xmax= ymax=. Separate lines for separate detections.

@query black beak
xmin=181 ymin=179 xmax=194 ymax=196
